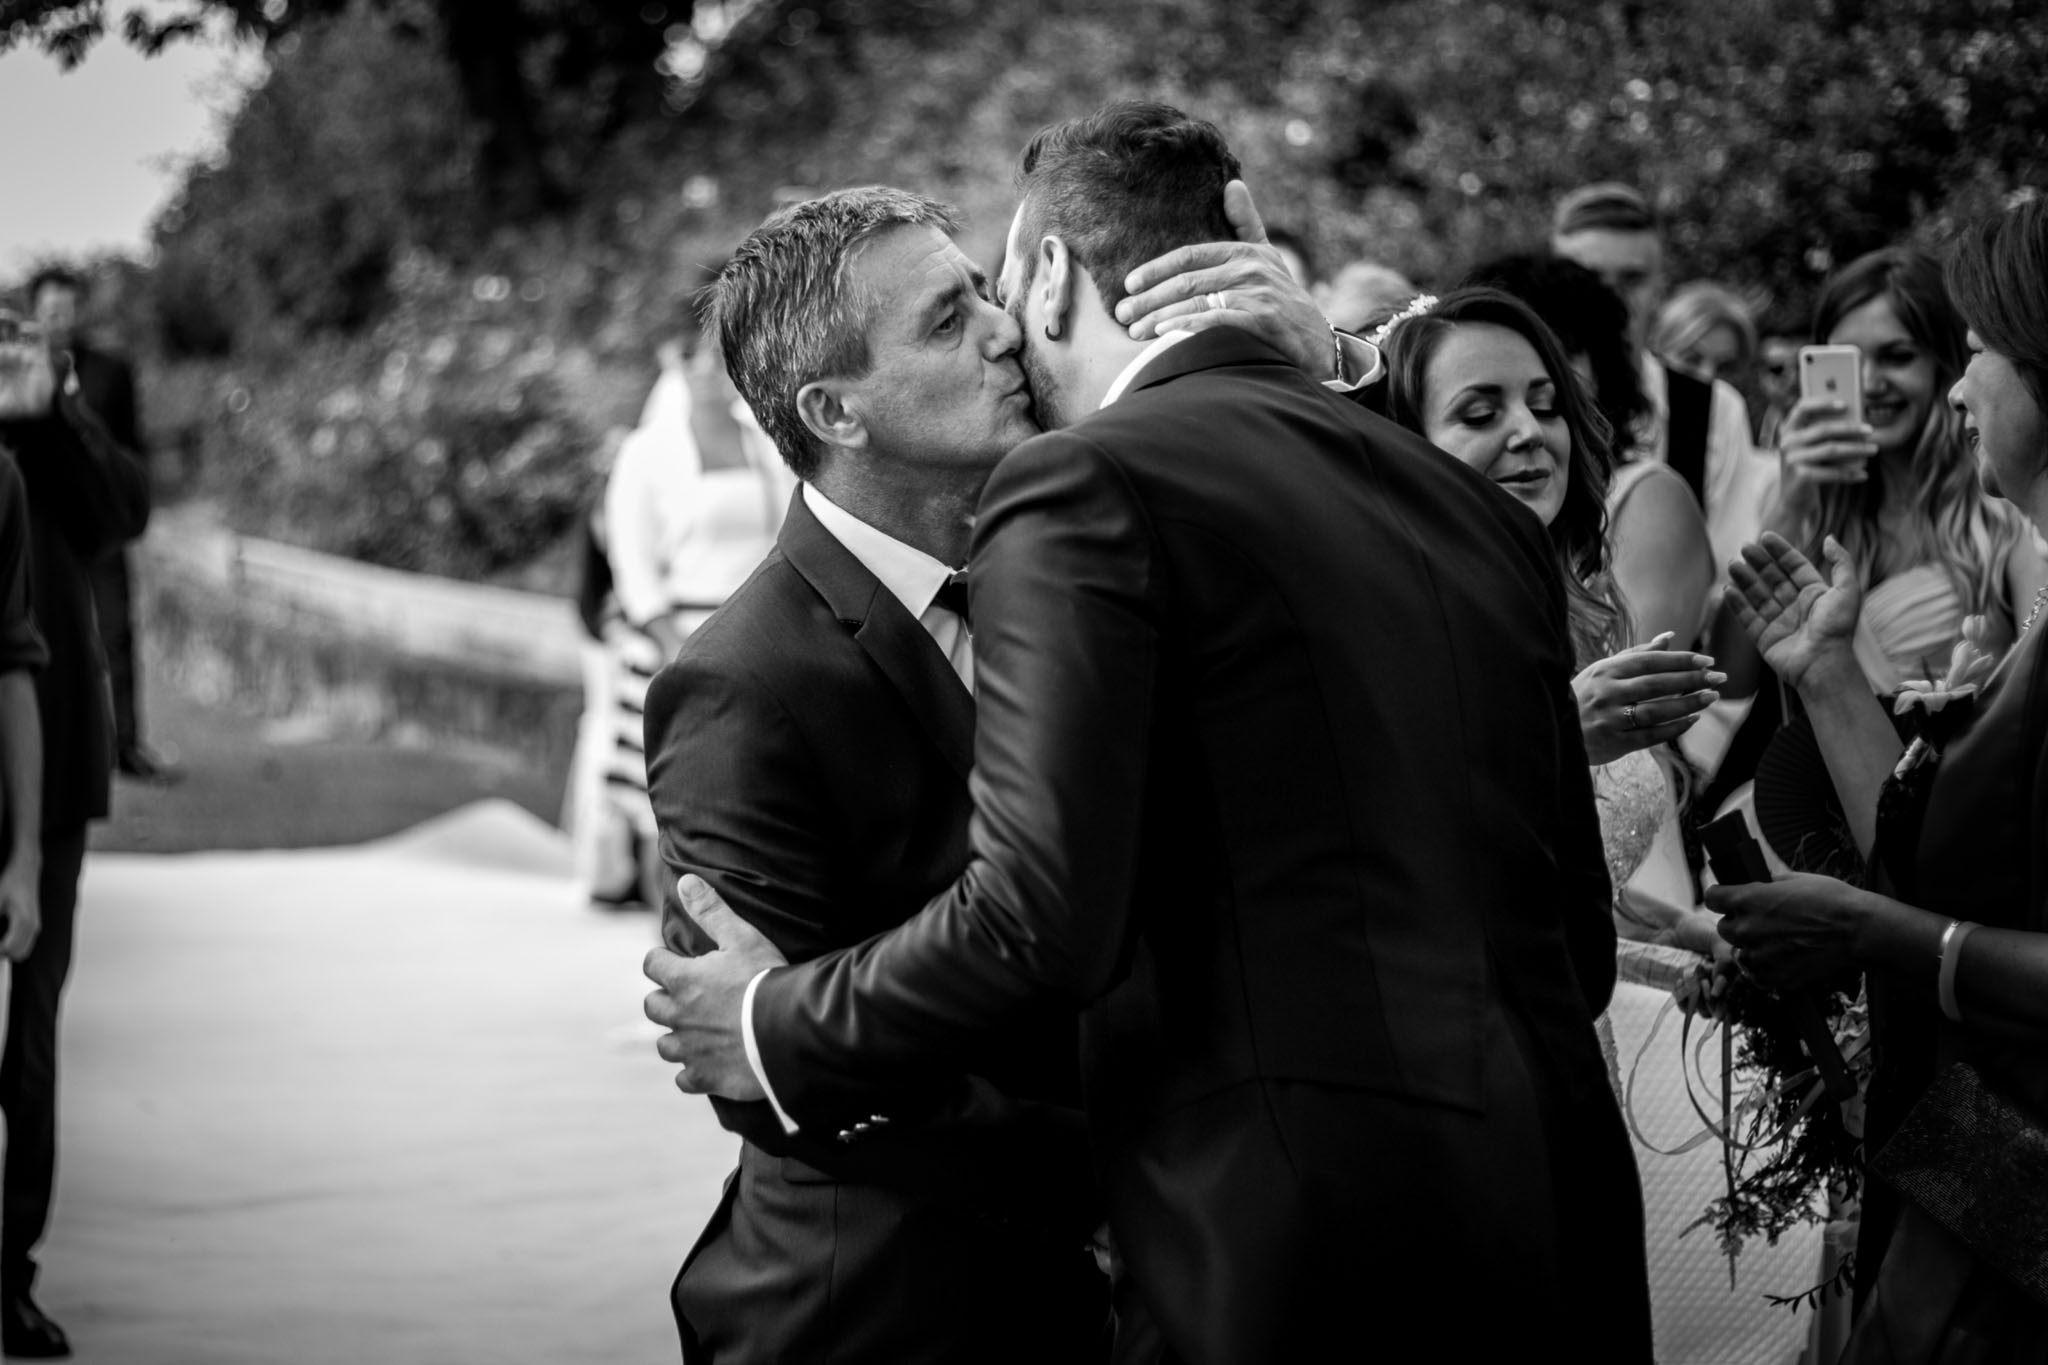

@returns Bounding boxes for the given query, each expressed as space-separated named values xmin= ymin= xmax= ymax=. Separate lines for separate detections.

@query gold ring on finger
xmin=1623 ymin=703 xmax=1639 ymax=730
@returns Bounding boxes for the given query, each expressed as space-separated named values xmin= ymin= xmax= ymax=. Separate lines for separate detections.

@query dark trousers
xmin=88 ymin=552 xmax=138 ymax=756
xmin=0 ymin=827 xmax=86 ymax=1292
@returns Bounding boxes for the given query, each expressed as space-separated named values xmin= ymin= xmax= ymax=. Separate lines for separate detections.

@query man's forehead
xmin=849 ymin=223 xmax=980 ymax=319
xmin=1556 ymin=227 xmax=1662 ymax=272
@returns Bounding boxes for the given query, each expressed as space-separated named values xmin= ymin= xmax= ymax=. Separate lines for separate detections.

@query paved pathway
xmin=38 ymin=802 xmax=731 ymax=1364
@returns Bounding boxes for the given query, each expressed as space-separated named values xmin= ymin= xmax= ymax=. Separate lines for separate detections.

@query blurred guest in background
xmin=1754 ymin=319 xmax=1804 ymax=449
xmin=1551 ymin=183 xmax=1772 ymax=577
xmin=1714 ymin=196 xmax=2048 ymax=1362
xmin=1262 ymin=224 xmax=1313 ymax=288
xmin=27 ymin=268 xmax=170 ymax=785
xmin=1761 ymin=247 xmax=2043 ymax=692
xmin=0 ymin=305 xmax=149 ymax=1359
xmin=602 ymin=330 xmax=793 ymax=908
xmin=1316 ymin=258 xmax=1419 ymax=333
xmin=1652 ymin=280 xmax=1758 ymax=391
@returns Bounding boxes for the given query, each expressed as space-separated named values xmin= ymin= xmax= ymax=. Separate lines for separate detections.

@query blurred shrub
xmin=204 ymin=327 xmax=596 ymax=580
xmin=86 ymin=0 xmax=2046 ymax=588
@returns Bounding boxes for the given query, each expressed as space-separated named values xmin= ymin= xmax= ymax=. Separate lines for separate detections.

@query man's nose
xmin=980 ymin=299 xmax=1022 ymax=359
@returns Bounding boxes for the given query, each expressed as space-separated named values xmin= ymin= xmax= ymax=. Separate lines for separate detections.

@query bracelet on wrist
xmin=1937 ymin=917 xmax=1977 ymax=1022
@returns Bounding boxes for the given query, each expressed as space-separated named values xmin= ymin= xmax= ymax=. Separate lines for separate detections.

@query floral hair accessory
xmin=1892 ymin=614 xmax=1996 ymax=775
xmin=1368 ymin=293 xmax=1439 ymax=349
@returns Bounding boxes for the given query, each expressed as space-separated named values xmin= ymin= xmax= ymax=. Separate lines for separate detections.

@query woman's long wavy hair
xmin=1807 ymin=248 xmax=2026 ymax=626
xmin=1378 ymin=286 xmax=1628 ymax=666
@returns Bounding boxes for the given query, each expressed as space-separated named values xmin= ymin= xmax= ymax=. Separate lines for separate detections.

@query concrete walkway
xmin=38 ymin=801 xmax=733 ymax=1364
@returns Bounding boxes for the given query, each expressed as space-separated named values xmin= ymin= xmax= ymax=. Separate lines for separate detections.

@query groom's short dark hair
xmin=1012 ymin=102 xmax=1240 ymax=313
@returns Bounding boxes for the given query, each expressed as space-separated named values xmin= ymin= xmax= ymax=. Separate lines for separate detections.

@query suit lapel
xmin=775 ymin=488 xmax=976 ymax=779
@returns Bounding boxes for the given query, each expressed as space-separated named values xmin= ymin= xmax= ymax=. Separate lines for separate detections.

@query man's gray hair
xmin=703 ymin=186 xmax=960 ymax=481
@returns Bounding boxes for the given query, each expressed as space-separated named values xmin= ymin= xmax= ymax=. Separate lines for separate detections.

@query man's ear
xmin=795 ymin=378 xmax=866 ymax=455
xmin=1039 ymin=235 xmax=1075 ymax=341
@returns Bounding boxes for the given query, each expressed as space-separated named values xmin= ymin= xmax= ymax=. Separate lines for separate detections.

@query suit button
xmin=835 ymin=1129 xmax=855 ymax=1143
xmin=867 ymin=1114 xmax=890 ymax=1127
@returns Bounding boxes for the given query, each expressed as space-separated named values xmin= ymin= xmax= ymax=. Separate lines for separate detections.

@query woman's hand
xmin=1707 ymin=871 xmax=1873 ymax=992
xmin=1725 ymin=532 xmax=1863 ymax=693
xmin=1574 ymin=632 xmax=1724 ymax=765
xmin=1115 ymin=180 xmax=1337 ymax=380
xmin=1775 ymin=396 xmax=1876 ymax=516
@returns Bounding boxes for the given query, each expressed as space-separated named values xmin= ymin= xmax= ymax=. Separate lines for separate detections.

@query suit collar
xmin=1118 ymin=325 xmax=1294 ymax=400
xmin=776 ymin=486 xmax=976 ymax=778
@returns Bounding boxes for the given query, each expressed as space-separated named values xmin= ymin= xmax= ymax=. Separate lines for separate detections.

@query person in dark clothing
xmin=28 ymin=268 xmax=171 ymax=785
xmin=0 ymin=308 xmax=150 ymax=1359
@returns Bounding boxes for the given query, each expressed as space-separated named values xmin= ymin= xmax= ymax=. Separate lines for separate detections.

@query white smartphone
xmin=1798 ymin=344 xmax=1863 ymax=424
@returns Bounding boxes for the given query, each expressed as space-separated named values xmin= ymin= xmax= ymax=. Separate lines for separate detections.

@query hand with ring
xmin=1572 ymin=632 xmax=1726 ymax=765
xmin=1707 ymin=870 xmax=1876 ymax=993
xmin=1115 ymin=179 xmax=1338 ymax=379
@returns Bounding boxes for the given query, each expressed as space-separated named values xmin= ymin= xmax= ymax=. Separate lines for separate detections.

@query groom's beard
xmin=1011 ymin=304 xmax=1071 ymax=433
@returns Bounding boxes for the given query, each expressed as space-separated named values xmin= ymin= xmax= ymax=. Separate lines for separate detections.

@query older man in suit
xmin=647 ymin=103 xmax=1651 ymax=1362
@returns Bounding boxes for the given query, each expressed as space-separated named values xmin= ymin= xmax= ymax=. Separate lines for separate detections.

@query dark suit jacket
xmin=0 ymin=381 xmax=149 ymax=831
xmin=645 ymin=489 xmax=1105 ymax=1363
xmin=749 ymin=330 xmax=1646 ymax=1361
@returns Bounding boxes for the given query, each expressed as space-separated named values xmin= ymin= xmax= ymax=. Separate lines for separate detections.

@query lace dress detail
xmin=1592 ymin=748 xmax=1666 ymax=898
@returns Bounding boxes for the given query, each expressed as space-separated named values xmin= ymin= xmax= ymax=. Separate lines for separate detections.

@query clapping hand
xmin=642 ymin=874 xmax=786 ymax=1102
xmin=1114 ymin=180 xmax=1338 ymax=381
xmin=1574 ymin=632 xmax=1725 ymax=765
xmin=1725 ymin=533 xmax=1862 ymax=691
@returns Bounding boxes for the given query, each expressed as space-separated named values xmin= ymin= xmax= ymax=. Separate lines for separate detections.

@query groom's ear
xmin=796 ymin=378 xmax=867 ymax=454
xmin=1039 ymin=234 xmax=1076 ymax=341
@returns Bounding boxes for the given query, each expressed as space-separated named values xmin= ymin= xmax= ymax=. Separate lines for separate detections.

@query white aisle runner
xmin=41 ymin=802 xmax=734 ymax=1365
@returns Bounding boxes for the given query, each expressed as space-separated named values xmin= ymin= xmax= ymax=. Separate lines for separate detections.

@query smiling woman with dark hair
xmin=1714 ymin=196 xmax=2048 ymax=1363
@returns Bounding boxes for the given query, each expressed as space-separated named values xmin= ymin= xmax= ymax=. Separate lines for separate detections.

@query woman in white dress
xmin=1377 ymin=287 xmax=1827 ymax=1362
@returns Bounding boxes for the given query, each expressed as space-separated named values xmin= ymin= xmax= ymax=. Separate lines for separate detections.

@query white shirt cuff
xmin=1323 ymin=333 xmax=1384 ymax=393
xmin=741 ymin=967 xmax=799 ymax=1134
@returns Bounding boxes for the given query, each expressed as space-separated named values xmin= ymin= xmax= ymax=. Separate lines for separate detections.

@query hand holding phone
xmin=0 ymin=313 xmax=54 ymax=422
xmin=1700 ymin=811 xmax=1858 ymax=1103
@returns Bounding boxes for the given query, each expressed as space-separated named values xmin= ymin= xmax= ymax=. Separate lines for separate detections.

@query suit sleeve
xmin=752 ymin=433 xmax=1160 ymax=1133
xmin=646 ymin=649 xmax=1100 ymax=1233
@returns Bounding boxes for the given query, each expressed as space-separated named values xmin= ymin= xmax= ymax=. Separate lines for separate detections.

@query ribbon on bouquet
xmin=1623 ymin=996 xmax=1833 ymax=1289
xmin=1621 ymin=995 xmax=1829 ymax=1161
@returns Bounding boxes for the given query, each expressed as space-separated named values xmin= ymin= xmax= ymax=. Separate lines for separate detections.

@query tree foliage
xmin=11 ymin=0 xmax=2045 ymax=580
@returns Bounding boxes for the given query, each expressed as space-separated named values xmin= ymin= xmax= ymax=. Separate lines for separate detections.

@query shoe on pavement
xmin=116 ymin=745 xmax=183 ymax=786
xmin=1 ymin=1294 xmax=70 ymax=1359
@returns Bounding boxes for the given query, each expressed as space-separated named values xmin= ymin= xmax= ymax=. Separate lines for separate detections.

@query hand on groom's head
xmin=642 ymin=874 xmax=785 ymax=1101
xmin=1113 ymin=180 xmax=1339 ymax=381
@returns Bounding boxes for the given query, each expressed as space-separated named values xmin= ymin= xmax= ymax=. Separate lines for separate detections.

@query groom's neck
xmin=1057 ymin=292 xmax=1152 ymax=417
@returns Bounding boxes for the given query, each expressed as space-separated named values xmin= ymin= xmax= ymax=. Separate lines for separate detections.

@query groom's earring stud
xmin=1044 ymin=322 xmax=1059 ymax=341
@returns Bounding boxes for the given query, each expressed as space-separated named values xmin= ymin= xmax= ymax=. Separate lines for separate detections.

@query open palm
xmin=1726 ymin=533 xmax=1862 ymax=690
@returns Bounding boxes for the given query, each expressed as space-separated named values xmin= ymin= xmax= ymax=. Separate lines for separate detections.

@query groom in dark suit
xmin=648 ymin=102 xmax=1652 ymax=1362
